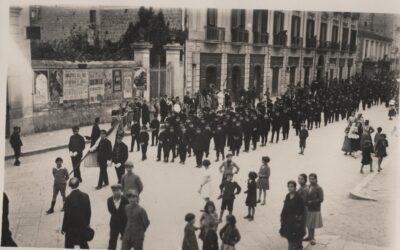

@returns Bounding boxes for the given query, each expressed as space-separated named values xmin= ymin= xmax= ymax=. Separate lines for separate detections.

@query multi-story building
xmin=184 ymin=10 xmax=359 ymax=100
xmin=356 ymin=13 xmax=395 ymax=77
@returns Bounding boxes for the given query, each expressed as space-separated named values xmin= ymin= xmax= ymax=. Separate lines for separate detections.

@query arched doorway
xmin=254 ymin=65 xmax=263 ymax=98
xmin=205 ymin=66 xmax=217 ymax=90
xmin=232 ymin=66 xmax=241 ymax=102
xmin=316 ymin=55 xmax=325 ymax=82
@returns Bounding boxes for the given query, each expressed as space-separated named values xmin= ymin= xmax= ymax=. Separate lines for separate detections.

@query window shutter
xmin=240 ymin=10 xmax=246 ymax=28
xmin=291 ymin=16 xmax=296 ymax=37
xmin=253 ymin=10 xmax=259 ymax=32
xmin=231 ymin=10 xmax=238 ymax=28
xmin=261 ymin=10 xmax=268 ymax=32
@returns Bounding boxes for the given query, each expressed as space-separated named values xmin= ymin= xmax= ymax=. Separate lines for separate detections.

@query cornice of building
xmin=358 ymin=30 xmax=393 ymax=42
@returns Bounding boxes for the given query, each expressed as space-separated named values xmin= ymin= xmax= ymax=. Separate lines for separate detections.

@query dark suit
xmin=90 ymin=124 xmax=100 ymax=147
xmin=112 ymin=142 xmax=128 ymax=184
xmin=68 ymin=134 xmax=86 ymax=182
xmin=2 ymin=193 xmax=17 ymax=247
xmin=97 ymin=138 xmax=112 ymax=187
xmin=62 ymin=189 xmax=91 ymax=249
xmin=107 ymin=196 xmax=128 ymax=250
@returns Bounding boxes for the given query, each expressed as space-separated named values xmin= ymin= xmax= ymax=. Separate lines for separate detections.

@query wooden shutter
xmin=239 ymin=9 xmax=246 ymax=28
xmin=261 ymin=10 xmax=268 ymax=32
xmin=253 ymin=10 xmax=260 ymax=32
xmin=207 ymin=9 xmax=217 ymax=27
xmin=231 ymin=10 xmax=238 ymax=28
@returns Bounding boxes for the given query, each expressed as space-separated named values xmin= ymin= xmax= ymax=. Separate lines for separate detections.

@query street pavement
xmin=2 ymin=104 xmax=398 ymax=250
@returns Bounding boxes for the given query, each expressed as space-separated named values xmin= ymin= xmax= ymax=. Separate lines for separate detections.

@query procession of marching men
xmin=4 ymin=73 xmax=399 ymax=250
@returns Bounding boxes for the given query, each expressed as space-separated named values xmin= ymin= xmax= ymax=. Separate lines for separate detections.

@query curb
xmin=348 ymin=171 xmax=378 ymax=201
xmin=4 ymin=131 xmax=133 ymax=161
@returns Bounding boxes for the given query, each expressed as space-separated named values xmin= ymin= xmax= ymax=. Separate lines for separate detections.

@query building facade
xmin=184 ymin=10 xmax=359 ymax=100
xmin=356 ymin=13 xmax=396 ymax=77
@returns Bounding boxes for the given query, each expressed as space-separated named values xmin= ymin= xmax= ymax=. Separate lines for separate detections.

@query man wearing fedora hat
xmin=62 ymin=177 xmax=92 ymax=249
xmin=107 ymin=184 xmax=128 ymax=250
xmin=9 ymin=126 xmax=23 ymax=166
xmin=121 ymin=189 xmax=150 ymax=250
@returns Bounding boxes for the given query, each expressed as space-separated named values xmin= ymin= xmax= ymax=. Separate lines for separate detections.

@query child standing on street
xmin=9 ymin=126 xmax=23 ymax=166
xmin=244 ymin=172 xmax=258 ymax=221
xmin=182 ymin=213 xmax=199 ymax=250
xmin=218 ymin=173 xmax=241 ymax=222
xmin=46 ymin=157 xmax=69 ymax=214
xmin=299 ymin=123 xmax=309 ymax=155
xmin=360 ymin=141 xmax=373 ymax=174
xmin=375 ymin=133 xmax=388 ymax=172
xmin=219 ymin=215 xmax=241 ymax=250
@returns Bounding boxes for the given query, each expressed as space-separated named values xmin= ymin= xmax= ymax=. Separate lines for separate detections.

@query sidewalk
xmin=305 ymin=235 xmax=391 ymax=250
xmin=4 ymin=123 xmax=113 ymax=160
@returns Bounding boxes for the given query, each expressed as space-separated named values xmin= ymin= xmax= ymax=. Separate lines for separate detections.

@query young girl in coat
xmin=219 ymin=215 xmax=241 ymax=250
xmin=182 ymin=213 xmax=199 ymax=250
xmin=244 ymin=171 xmax=258 ymax=221
xmin=360 ymin=141 xmax=373 ymax=174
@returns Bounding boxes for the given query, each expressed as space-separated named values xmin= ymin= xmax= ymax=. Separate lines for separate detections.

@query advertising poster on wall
xmin=89 ymin=69 xmax=105 ymax=104
xmin=49 ymin=69 xmax=63 ymax=102
xmin=113 ymin=69 xmax=122 ymax=92
xmin=33 ymin=70 xmax=49 ymax=106
xmin=104 ymin=69 xmax=113 ymax=101
xmin=63 ymin=69 xmax=89 ymax=100
xmin=122 ymin=70 xmax=133 ymax=98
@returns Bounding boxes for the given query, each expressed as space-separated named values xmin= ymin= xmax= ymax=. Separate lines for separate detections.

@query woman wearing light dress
xmin=199 ymin=159 xmax=214 ymax=203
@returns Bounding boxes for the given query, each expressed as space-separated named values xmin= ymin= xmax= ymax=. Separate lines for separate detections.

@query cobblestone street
xmin=3 ymin=105 xmax=398 ymax=250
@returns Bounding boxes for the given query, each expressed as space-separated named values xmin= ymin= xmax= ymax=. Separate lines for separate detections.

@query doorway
xmin=205 ymin=66 xmax=217 ymax=91
xmin=232 ymin=66 xmax=241 ymax=101
xmin=272 ymin=67 xmax=280 ymax=96
xmin=316 ymin=55 xmax=325 ymax=82
xmin=304 ymin=67 xmax=310 ymax=86
xmin=254 ymin=65 xmax=263 ymax=97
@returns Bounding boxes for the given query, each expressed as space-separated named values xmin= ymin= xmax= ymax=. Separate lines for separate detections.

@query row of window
xmin=206 ymin=9 xmax=357 ymax=50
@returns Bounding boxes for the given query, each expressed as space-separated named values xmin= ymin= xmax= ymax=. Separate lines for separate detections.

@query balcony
xmin=231 ymin=28 xmax=249 ymax=44
xmin=253 ymin=32 xmax=269 ymax=46
xmin=341 ymin=42 xmax=349 ymax=52
xmin=317 ymin=40 xmax=329 ymax=51
xmin=290 ymin=36 xmax=302 ymax=49
xmin=205 ymin=26 xmax=225 ymax=43
xmin=273 ymin=30 xmax=287 ymax=47
xmin=330 ymin=41 xmax=340 ymax=51
xmin=305 ymin=36 xmax=317 ymax=49
xmin=349 ymin=43 xmax=357 ymax=54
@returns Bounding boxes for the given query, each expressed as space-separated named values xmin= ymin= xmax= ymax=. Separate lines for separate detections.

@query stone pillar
xmin=8 ymin=7 xmax=34 ymax=135
xmin=132 ymin=42 xmax=152 ymax=101
xmin=244 ymin=46 xmax=251 ymax=89
xmin=164 ymin=43 xmax=184 ymax=99
xmin=221 ymin=52 xmax=228 ymax=91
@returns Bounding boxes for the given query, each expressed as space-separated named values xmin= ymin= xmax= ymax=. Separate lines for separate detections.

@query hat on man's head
xmin=126 ymin=189 xmax=139 ymax=197
xmin=13 ymin=126 xmax=20 ymax=131
xmin=111 ymin=184 xmax=122 ymax=191
xmin=125 ymin=161 xmax=134 ymax=168
xmin=116 ymin=134 xmax=124 ymax=139
xmin=72 ymin=126 xmax=79 ymax=132
xmin=226 ymin=153 xmax=233 ymax=158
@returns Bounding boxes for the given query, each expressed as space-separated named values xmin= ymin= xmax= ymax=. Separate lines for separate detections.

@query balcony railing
xmin=273 ymin=31 xmax=287 ymax=47
xmin=290 ymin=36 xmax=302 ymax=49
xmin=318 ymin=40 xmax=329 ymax=50
xmin=253 ymin=31 xmax=269 ymax=45
xmin=305 ymin=36 xmax=317 ymax=49
xmin=330 ymin=41 xmax=340 ymax=51
xmin=349 ymin=44 xmax=357 ymax=53
xmin=231 ymin=28 xmax=249 ymax=44
xmin=341 ymin=42 xmax=349 ymax=52
xmin=205 ymin=26 xmax=225 ymax=42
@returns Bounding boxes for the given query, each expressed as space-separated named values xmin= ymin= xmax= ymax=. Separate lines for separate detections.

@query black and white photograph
xmin=1 ymin=0 xmax=400 ymax=249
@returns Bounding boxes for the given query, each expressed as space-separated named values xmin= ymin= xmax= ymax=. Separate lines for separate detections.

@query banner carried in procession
xmin=89 ymin=69 xmax=105 ymax=104
xmin=63 ymin=69 xmax=89 ymax=101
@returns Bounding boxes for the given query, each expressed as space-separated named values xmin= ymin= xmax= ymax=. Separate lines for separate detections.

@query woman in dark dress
xmin=244 ymin=172 xmax=258 ymax=221
xmin=279 ymin=180 xmax=306 ymax=250
xmin=375 ymin=134 xmax=388 ymax=172
xmin=360 ymin=141 xmax=373 ymax=174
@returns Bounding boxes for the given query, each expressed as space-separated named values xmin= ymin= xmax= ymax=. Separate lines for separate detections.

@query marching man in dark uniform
xmin=214 ymin=124 xmax=226 ymax=162
xmin=85 ymin=117 xmax=100 ymax=147
xmin=259 ymin=114 xmax=270 ymax=146
xmin=243 ymin=116 xmax=252 ymax=152
xmin=281 ymin=109 xmax=290 ymax=140
xmin=231 ymin=121 xmax=243 ymax=156
xmin=112 ymin=135 xmax=128 ymax=184
xmin=193 ymin=127 xmax=207 ymax=168
xmin=156 ymin=125 xmax=167 ymax=162
xmin=9 ymin=126 xmax=23 ymax=166
xmin=62 ymin=177 xmax=92 ymax=249
xmin=68 ymin=126 xmax=85 ymax=183
xmin=178 ymin=127 xmax=190 ymax=164
xmin=107 ymin=184 xmax=128 ymax=250
xmin=166 ymin=126 xmax=178 ymax=163
xmin=92 ymin=130 xmax=112 ymax=190
xmin=251 ymin=115 xmax=260 ymax=150
xmin=149 ymin=116 xmax=160 ymax=146
xmin=139 ymin=126 xmax=149 ymax=161
xmin=130 ymin=120 xmax=141 ymax=152
xmin=270 ymin=111 xmax=282 ymax=143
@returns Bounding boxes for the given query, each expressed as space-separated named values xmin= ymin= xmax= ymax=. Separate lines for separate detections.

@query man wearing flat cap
xmin=107 ymin=184 xmax=128 ymax=250
xmin=112 ymin=135 xmax=128 ymax=184
xmin=121 ymin=162 xmax=143 ymax=197
xmin=121 ymin=189 xmax=150 ymax=250
xmin=68 ymin=126 xmax=85 ymax=182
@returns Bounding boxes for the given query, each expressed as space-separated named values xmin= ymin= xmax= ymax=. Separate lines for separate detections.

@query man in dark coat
xmin=177 ymin=127 xmax=189 ymax=164
xmin=193 ymin=127 xmax=207 ymax=168
xmin=270 ymin=111 xmax=282 ymax=143
xmin=2 ymin=193 xmax=17 ymax=247
xmin=112 ymin=135 xmax=128 ymax=184
xmin=156 ymin=126 xmax=167 ymax=161
xmin=107 ymin=184 xmax=128 ymax=250
xmin=68 ymin=126 xmax=86 ymax=183
xmin=139 ymin=126 xmax=149 ymax=161
xmin=281 ymin=109 xmax=290 ymax=140
xmin=9 ymin=126 xmax=22 ymax=166
xmin=259 ymin=114 xmax=270 ymax=146
xmin=62 ymin=178 xmax=91 ymax=249
xmin=165 ymin=126 xmax=178 ymax=163
xmin=214 ymin=124 xmax=226 ymax=162
xmin=130 ymin=120 xmax=141 ymax=152
xmin=86 ymin=117 xmax=100 ymax=147
xmin=141 ymin=100 xmax=150 ymax=126
xmin=149 ymin=117 xmax=160 ymax=146
xmin=242 ymin=117 xmax=252 ymax=152
xmin=94 ymin=130 xmax=112 ymax=190
xmin=231 ymin=121 xmax=243 ymax=156
xmin=160 ymin=96 xmax=169 ymax=123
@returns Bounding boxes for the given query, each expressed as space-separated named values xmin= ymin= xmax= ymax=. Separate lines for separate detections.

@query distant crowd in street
xmin=4 ymin=72 xmax=398 ymax=250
